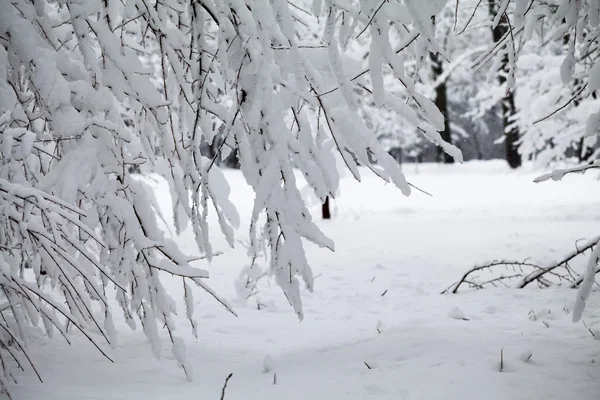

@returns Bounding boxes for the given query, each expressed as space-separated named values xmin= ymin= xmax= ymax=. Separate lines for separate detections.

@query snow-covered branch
xmin=533 ymin=160 xmax=600 ymax=183
xmin=0 ymin=0 xmax=466 ymax=389
xmin=3 ymin=0 xmax=600 ymax=393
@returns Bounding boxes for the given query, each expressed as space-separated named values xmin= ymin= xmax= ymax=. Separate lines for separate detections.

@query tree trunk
xmin=430 ymin=49 xmax=454 ymax=163
xmin=577 ymin=137 xmax=595 ymax=162
xmin=471 ymin=131 xmax=484 ymax=160
xmin=488 ymin=1 xmax=522 ymax=169
xmin=322 ymin=196 xmax=331 ymax=219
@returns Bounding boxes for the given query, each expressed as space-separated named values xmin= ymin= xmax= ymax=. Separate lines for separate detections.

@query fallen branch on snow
xmin=517 ymin=236 xmax=600 ymax=288
xmin=443 ymin=237 xmax=600 ymax=294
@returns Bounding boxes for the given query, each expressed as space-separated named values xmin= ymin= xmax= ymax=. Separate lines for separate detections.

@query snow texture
xmin=10 ymin=162 xmax=600 ymax=400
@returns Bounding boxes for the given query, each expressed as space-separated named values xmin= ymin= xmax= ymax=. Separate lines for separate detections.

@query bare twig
xmin=316 ymin=31 xmax=420 ymax=98
xmin=459 ymin=0 xmax=484 ymax=35
xmin=442 ymin=259 xmax=539 ymax=294
xmin=220 ymin=373 xmax=233 ymax=400
xmin=0 ymin=323 xmax=43 ymax=384
xmin=533 ymin=84 xmax=587 ymax=124
xmin=581 ymin=320 xmax=597 ymax=339
xmin=356 ymin=0 xmax=387 ymax=39
xmin=454 ymin=0 xmax=459 ymax=31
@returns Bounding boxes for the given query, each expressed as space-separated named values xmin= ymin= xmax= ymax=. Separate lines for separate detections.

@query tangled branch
xmin=444 ymin=237 xmax=599 ymax=294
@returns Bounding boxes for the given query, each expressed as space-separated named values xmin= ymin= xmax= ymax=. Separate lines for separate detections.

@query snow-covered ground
xmin=13 ymin=161 xmax=600 ymax=400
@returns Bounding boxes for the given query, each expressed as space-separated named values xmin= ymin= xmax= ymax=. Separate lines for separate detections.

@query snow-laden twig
xmin=573 ymin=239 xmax=600 ymax=322
xmin=533 ymin=161 xmax=600 ymax=183
xmin=517 ymin=237 xmax=600 ymax=288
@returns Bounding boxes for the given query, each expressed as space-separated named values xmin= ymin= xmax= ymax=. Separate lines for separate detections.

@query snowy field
xmin=12 ymin=160 xmax=600 ymax=400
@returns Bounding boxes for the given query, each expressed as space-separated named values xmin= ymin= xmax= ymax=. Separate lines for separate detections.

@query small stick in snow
xmin=582 ymin=320 xmax=597 ymax=339
xmin=381 ymin=289 xmax=388 ymax=297
xmin=376 ymin=320 xmax=384 ymax=334
xmin=273 ymin=373 xmax=277 ymax=385
xmin=220 ymin=373 xmax=233 ymax=400
xmin=364 ymin=362 xmax=372 ymax=370
xmin=519 ymin=351 xmax=533 ymax=363
xmin=499 ymin=348 xmax=504 ymax=372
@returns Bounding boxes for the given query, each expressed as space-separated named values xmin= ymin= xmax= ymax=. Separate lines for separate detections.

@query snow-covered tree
xmin=486 ymin=0 xmax=523 ymax=168
xmin=2 ymin=0 xmax=600 ymax=395
xmin=0 ymin=0 xmax=463 ymax=393
xmin=514 ymin=10 xmax=600 ymax=166
xmin=377 ymin=0 xmax=500 ymax=164
xmin=459 ymin=0 xmax=600 ymax=320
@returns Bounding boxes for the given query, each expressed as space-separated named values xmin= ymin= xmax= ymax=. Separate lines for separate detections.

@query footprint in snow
xmin=364 ymin=384 xmax=388 ymax=395
xmin=262 ymin=354 xmax=274 ymax=373
xmin=482 ymin=305 xmax=501 ymax=315
xmin=448 ymin=306 xmax=469 ymax=321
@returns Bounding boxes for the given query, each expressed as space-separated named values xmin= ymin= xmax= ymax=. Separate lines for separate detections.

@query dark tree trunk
xmin=577 ymin=137 xmax=595 ymax=162
xmin=488 ymin=1 xmax=522 ymax=169
xmin=501 ymin=95 xmax=521 ymax=168
xmin=322 ymin=196 xmax=331 ymax=219
xmin=388 ymin=147 xmax=403 ymax=165
xmin=430 ymin=48 xmax=454 ymax=164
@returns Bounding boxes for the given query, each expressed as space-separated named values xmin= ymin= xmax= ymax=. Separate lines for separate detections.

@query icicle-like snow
xmin=573 ymin=240 xmax=600 ymax=322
